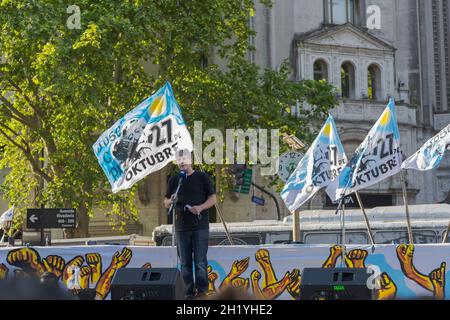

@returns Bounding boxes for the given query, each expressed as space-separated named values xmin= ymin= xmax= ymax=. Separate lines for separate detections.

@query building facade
xmin=247 ymin=0 xmax=450 ymax=210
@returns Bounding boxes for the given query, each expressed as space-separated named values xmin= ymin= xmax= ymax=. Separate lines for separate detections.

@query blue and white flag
xmin=0 ymin=205 xmax=14 ymax=226
xmin=280 ymin=115 xmax=347 ymax=212
xmin=325 ymin=99 xmax=402 ymax=201
xmin=402 ymin=123 xmax=450 ymax=171
xmin=93 ymin=82 xmax=193 ymax=193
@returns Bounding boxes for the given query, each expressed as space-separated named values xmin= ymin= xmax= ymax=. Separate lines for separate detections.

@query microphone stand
xmin=169 ymin=176 xmax=184 ymax=249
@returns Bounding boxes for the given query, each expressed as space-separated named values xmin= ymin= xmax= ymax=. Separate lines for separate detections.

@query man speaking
xmin=164 ymin=149 xmax=216 ymax=299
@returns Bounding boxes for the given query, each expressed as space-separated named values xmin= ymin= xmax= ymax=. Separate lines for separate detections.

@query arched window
xmin=341 ymin=62 xmax=355 ymax=99
xmin=313 ymin=59 xmax=328 ymax=81
xmin=368 ymin=64 xmax=381 ymax=100
xmin=343 ymin=139 xmax=362 ymax=160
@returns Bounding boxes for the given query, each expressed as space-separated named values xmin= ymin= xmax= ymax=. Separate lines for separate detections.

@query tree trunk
xmin=64 ymin=202 xmax=90 ymax=238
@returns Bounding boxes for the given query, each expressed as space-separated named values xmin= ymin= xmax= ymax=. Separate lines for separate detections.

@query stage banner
xmin=326 ymin=99 xmax=402 ymax=201
xmin=93 ymin=82 xmax=193 ymax=193
xmin=0 ymin=244 xmax=448 ymax=300
xmin=280 ymin=115 xmax=347 ymax=211
xmin=402 ymin=123 xmax=450 ymax=171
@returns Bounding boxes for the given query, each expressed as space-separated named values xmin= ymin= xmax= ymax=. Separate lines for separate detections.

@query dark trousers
xmin=175 ymin=229 xmax=209 ymax=297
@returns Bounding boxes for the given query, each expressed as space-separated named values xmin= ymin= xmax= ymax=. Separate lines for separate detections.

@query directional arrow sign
xmin=29 ymin=214 xmax=38 ymax=224
xmin=27 ymin=208 xmax=76 ymax=229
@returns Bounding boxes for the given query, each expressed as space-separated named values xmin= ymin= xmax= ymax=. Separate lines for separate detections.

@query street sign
xmin=251 ymin=195 xmax=265 ymax=206
xmin=27 ymin=208 xmax=76 ymax=229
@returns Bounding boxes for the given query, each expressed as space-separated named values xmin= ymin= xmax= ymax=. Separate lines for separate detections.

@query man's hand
xmin=188 ymin=205 xmax=203 ymax=215
xmin=164 ymin=194 xmax=177 ymax=208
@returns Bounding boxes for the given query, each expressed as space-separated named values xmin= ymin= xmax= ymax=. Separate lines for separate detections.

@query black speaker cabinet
xmin=111 ymin=268 xmax=185 ymax=300
xmin=300 ymin=268 xmax=375 ymax=300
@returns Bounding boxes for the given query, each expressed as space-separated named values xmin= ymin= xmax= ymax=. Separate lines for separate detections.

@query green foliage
xmin=0 ymin=0 xmax=337 ymax=236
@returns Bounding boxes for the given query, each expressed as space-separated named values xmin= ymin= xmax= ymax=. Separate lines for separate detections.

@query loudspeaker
xmin=300 ymin=268 xmax=375 ymax=300
xmin=111 ymin=268 xmax=185 ymax=300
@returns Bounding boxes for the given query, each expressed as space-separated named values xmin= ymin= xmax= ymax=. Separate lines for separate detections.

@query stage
xmin=0 ymin=243 xmax=448 ymax=300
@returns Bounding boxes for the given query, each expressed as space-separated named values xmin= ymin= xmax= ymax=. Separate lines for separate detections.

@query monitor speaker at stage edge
xmin=111 ymin=268 xmax=185 ymax=300
xmin=300 ymin=268 xmax=376 ymax=300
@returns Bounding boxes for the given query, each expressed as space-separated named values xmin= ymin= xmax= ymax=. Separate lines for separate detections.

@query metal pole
xmin=193 ymin=150 xmax=234 ymax=245
xmin=442 ymin=221 xmax=450 ymax=244
xmin=169 ymin=179 xmax=183 ymax=249
xmin=399 ymin=170 xmax=414 ymax=244
xmin=292 ymin=210 xmax=300 ymax=242
xmin=340 ymin=203 xmax=346 ymax=268
xmin=355 ymin=191 xmax=375 ymax=245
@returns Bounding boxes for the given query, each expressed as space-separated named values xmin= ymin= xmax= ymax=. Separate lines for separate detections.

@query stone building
xmin=246 ymin=0 xmax=450 ymax=210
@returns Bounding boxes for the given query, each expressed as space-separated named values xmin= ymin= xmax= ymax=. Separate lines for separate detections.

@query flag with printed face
xmin=280 ymin=115 xmax=347 ymax=212
xmin=93 ymin=82 xmax=193 ymax=193
xmin=402 ymin=123 xmax=450 ymax=171
xmin=325 ymin=99 xmax=402 ymax=201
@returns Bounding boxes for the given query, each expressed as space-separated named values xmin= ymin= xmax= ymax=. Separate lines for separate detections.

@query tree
xmin=0 ymin=0 xmax=337 ymax=237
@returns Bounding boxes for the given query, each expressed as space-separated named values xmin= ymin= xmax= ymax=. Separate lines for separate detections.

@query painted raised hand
xmin=95 ymin=247 xmax=133 ymax=300
xmin=0 ymin=264 xmax=9 ymax=280
xmin=220 ymin=257 xmax=249 ymax=289
xmin=231 ymin=277 xmax=249 ymax=291
xmin=42 ymin=255 xmax=66 ymax=279
xmin=78 ymin=266 xmax=91 ymax=289
xmin=62 ymin=256 xmax=84 ymax=287
xmin=322 ymin=245 xmax=343 ymax=268
xmin=207 ymin=265 xmax=218 ymax=296
xmin=111 ymin=248 xmax=132 ymax=269
xmin=287 ymin=269 xmax=301 ymax=300
xmin=429 ymin=262 xmax=446 ymax=300
xmin=344 ymin=249 xmax=368 ymax=268
xmin=396 ymin=244 xmax=433 ymax=291
xmin=376 ymin=272 xmax=397 ymax=300
xmin=86 ymin=253 xmax=102 ymax=285
xmin=255 ymin=249 xmax=277 ymax=287
xmin=250 ymin=270 xmax=265 ymax=300
xmin=7 ymin=247 xmax=45 ymax=275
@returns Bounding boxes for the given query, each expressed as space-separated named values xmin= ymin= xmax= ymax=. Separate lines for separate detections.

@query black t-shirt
xmin=165 ymin=171 xmax=215 ymax=231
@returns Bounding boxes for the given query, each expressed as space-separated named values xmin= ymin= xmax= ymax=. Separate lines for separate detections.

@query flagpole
xmin=354 ymin=191 xmax=375 ymax=245
xmin=399 ymin=169 xmax=414 ymax=244
xmin=193 ymin=149 xmax=234 ymax=245
xmin=292 ymin=209 xmax=300 ymax=242
xmin=442 ymin=221 xmax=450 ymax=244
xmin=340 ymin=203 xmax=346 ymax=268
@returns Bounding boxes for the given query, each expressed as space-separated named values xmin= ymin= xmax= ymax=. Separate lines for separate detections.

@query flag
xmin=280 ymin=115 xmax=347 ymax=212
xmin=325 ymin=98 xmax=402 ymax=201
xmin=402 ymin=123 xmax=450 ymax=171
xmin=93 ymin=82 xmax=193 ymax=193
xmin=0 ymin=205 xmax=14 ymax=228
